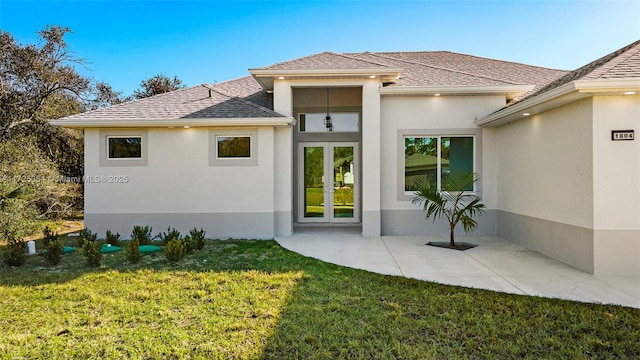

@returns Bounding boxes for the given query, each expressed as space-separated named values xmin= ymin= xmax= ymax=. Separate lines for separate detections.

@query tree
xmin=0 ymin=136 xmax=79 ymax=220
xmin=133 ymin=73 xmax=185 ymax=99
xmin=411 ymin=171 xmax=486 ymax=249
xmin=0 ymin=25 xmax=90 ymax=134
xmin=0 ymin=25 xmax=97 ymax=180
xmin=89 ymin=81 xmax=131 ymax=110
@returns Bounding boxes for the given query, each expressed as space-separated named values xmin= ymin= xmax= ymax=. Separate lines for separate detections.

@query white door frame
xmin=297 ymin=142 xmax=360 ymax=223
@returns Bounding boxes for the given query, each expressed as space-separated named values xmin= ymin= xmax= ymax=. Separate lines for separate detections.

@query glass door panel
xmin=298 ymin=142 xmax=358 ymax=223
xmin=332 ymin=146 xmax=354 ymax=219
xmin=303 ymin=146 xmax=325 ymax=219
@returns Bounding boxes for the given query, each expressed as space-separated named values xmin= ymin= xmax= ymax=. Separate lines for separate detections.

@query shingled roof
xmin=476 ymin=39 xmax=640 ymax=126
xmin=53 ymin=49 xmax=573 ymax=126
xmin=254 ymin=50 xmax=567 ymax=100
xmin=512 ymin=39 xmax=640 ymax=105
xmin=51 ymin=83 xmax=282 ymax=126
xmin=260 ymin=51 xmax=390 ymax=70
xmin=207 ymin=76 xmax=274 ymax=110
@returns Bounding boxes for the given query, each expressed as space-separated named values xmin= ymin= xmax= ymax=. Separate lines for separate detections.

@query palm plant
xmin=412 ymin=171 xmax=485 ymax=249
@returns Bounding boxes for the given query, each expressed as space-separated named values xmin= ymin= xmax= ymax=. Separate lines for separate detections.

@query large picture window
xmin=404 ymin=135 xmax=474 ymax=192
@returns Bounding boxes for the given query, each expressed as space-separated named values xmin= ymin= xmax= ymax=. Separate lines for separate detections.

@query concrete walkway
xmin=275 ymin=234 xmax=640 ymax=308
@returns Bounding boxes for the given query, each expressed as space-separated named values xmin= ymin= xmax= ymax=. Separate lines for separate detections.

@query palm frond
xmin=411 ymin=171 xmax=486 ymax=244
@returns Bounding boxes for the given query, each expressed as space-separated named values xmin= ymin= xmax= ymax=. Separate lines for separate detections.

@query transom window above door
xmin=299 ymin=113 xmax=359 ymax=132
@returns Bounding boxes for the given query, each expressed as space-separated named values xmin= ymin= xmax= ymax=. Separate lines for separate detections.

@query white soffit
xmin=476 ymin=79 xmax=640 ymax=127
xmin=249 ymin=68 xmax=404 ymax=91
xmin=380 ymin=85 xmax=534 ymax=98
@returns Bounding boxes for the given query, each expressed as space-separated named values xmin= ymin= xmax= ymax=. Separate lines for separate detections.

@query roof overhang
xmin=476 ymin=79 xmax=640 ymax=127
xmin=248 ymin=68 xmax=403 ymax=91
xmin=380 ymin=85 xmax=534 ymax=100
xmin=49 ymin=117 xmax=296 ymax=129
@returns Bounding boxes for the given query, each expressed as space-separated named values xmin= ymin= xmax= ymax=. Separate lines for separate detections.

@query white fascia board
xmin=49 ymin=117 xmax=296 ymax=129
xmin=475 ymin=82 xmax=580 ymax=127
xmin=476 ymin=78 xmax=640 ymax=127
xmin=249 ymin=68 xmax=403 ymax=91
xmin=249 ymin=67 xmax=404 ymax=77
xmin=380 ymin=85 xmax=534 ymax=96
xmin=574 ymin=79 xmax=640 ymax=93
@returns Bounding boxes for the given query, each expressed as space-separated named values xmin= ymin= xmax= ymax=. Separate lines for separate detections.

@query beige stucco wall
xmin=591 ymin=95 xmax=640 ymax=275
xmin=496 ymin=98 xmax=594 ymax=228
xmin=84 ymin=127 xmax=276 ymax=237
xmin=592 ymin=95 xmax=640 ymax=229
xmin=495 ymin=98 xmax=594 ymax=272
xmin=379 ymin=95 xmax=504 ymax=235
xmin=380 ymin=95 xmax=504 ymax=210
xmin=496 ymin=95 xmax=640 ymax=275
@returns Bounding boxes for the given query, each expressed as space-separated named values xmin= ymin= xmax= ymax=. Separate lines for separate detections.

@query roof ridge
xmin=65 ymin=85 xmax=196 ymax=118
xmin=375 ymin=50 xmax=568 ymax=72
xmin=206 ymin=75 xmax=253 ymax=87
xmin=201 ymin=84 xmax=282 ymax=117
xmin=365 ymin=52 xmax=522 ymax=86
xmin=333 ymin=51 xmax=392 ymax=68
xmin=201 ymin=83 xmax=234 ymax=98
xmin=585 ymin=40 xmax=640 ymax=79
xmin=257 ymin=51 xmax=334 ymax=69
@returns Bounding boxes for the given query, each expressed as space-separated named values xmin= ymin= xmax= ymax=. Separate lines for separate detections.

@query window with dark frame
xmin=404 ymin=135 xmax=474 ymax=192
xmin=107 ymin=137 xmax=142 ymax=159
xmin=216 ymin=136 xmax=251 ymax=158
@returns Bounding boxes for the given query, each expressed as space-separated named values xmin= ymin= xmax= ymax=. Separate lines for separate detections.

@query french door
xmin=298 ymin=142 xmax=359 ymax=223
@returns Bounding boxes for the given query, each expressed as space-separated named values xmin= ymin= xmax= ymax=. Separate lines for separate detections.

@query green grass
xmin=1 ymin=237 xmax=639 ymax=359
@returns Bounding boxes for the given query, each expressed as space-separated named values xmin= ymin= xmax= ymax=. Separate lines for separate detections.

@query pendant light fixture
xmin=324 ymin=87 xmax=334 ymax=132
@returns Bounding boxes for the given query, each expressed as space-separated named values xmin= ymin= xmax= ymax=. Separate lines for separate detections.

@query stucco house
xmin=52 ymin=40 xmax=640 ymax=275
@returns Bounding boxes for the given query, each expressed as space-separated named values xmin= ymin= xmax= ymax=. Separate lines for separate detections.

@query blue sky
xmin=1 ymin=0 xmax=639 ymax=95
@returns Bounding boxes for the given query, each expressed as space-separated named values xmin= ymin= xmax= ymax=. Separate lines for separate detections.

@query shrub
xmin=2 ymin=239 xmax=27 ymax=267
xmin=1 ymin=185 xmax=35 ymax=267
xmin=131 ymin=225 xmax=153 ymax=245
xmin=82 ymin=239 xmax=102 ymax=267
xmin=44 ymin=234 xmax=63 ymax=266
xmin=182 ymin=235 xmax=196 ymax=254
xmin=77 ymin=228 xmax=97 ymax=248
xmin=189 ymin=227 xmax=206 ymax=250
xmin=42 ymin=226 xmax=58 ymax=247
xmin=105 ymin=230 xmax=120 ymax=246
xmin=126 ymin=237 xmax=142 ymax=264
xmin=165 ymin=238 xmax=185 ymax=263
xmin=160 ymin=227 xmax=181 ymax=246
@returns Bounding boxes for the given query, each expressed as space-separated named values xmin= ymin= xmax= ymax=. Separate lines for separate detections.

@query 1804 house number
xmin=611 ymin=130 xmax=634 ymax=141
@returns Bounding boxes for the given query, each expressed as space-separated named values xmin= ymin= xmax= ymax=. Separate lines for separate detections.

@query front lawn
xmin=1 ymin=238 xmax=639 ymax=359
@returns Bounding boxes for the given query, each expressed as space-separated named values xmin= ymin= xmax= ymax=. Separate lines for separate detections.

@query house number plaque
xmin=611 ymin=130 xmax=634 ymax=141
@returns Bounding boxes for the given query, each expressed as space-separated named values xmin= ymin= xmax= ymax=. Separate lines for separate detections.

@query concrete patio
xmin=276 ymin=234 xmax=640 ymax=309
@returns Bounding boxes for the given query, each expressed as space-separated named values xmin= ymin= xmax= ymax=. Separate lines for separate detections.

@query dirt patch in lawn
xmin=0 ymin=219 xmax=85 ymax=246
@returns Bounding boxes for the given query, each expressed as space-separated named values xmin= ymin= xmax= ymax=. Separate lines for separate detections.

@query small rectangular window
xmin=216 ymin=136 xmax=251 ymax=158
xmin=209 ymin=129 xmax=258 ymax=166
xmin=108 ymin=137 xmax=142 ymax=159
